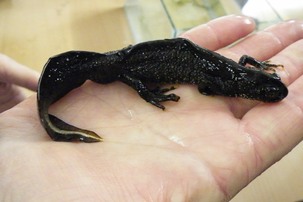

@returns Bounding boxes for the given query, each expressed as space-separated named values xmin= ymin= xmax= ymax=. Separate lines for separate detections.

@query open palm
xmin=1 ymin=16 xmax=303 ymax=201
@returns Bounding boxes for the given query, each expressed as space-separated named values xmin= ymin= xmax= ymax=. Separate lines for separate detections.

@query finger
xmin=226 ymin=20 xmax=303 ymax=61
xmin=0 ymin=84 xmax=25 ymax=113
xmin=181 ymin=15 xmax=256 ymax=50
xmin=0 ymin=54 xmax=39 ymax=91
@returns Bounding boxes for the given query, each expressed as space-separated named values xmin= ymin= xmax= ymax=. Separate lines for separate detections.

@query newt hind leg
xmin=151 ymin=86 xmax=176 ymax=94
xmin=119 ymin=74 xmax=180 ymax=110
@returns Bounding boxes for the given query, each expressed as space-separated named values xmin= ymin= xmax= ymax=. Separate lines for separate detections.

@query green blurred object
xmin=161 ymin=0 xmax=226 ymax=35
xmin=125 ymin=0 xmax=302 ymax=42
xmin=125 ymin=0 xmax=228 ymax=42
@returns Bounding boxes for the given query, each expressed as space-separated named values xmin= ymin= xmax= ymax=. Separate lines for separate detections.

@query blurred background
xmin=126 ymin=0 xmax=303 ymax=42
xmin=0 ymin=0 xmax=303 ymax=201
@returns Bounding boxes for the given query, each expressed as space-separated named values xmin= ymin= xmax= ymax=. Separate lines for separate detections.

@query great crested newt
xmin=37 ymin=38 xmax=288 ymax=143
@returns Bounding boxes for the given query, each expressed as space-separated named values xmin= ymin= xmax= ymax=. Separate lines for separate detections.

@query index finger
xmin=0 ymin=54 xmax=39 ymax=91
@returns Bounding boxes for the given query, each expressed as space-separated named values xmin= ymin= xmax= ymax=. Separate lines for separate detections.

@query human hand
xmin=1 ymin=15 xmax=303 ymax=201
xmin=0 ymin=53 xmax=39 ymax=112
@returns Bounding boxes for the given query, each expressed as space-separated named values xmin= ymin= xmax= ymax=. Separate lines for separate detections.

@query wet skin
xmin=37 ymin=38 xmax=288 ymax=143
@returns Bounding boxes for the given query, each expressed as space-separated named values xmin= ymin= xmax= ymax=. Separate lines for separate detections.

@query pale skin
xmin=0 ymin=54 xmax=39 ymax=113
xmin=1 ymin=15 xmax=303 ymax=201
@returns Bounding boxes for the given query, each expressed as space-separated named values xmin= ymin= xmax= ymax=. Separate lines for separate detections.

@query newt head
xmin=198 ymin=69 xmax=288 ymax=102
xmin=252 ymin=79 xmax=288 ymax=102
xmin=232 ymin=70 xmax=288 ymax=102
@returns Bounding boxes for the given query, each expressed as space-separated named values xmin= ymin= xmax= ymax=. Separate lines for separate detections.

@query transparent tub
xmin=125 ymin=0 xmax=301 ymax=42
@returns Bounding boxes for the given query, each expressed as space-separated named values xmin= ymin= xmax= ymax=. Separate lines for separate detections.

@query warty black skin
xmin=37 ymin=38 xmax=288 ymax=143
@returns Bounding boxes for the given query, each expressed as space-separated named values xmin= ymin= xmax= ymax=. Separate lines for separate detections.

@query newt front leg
xmin=239 ymin=55 xmax=284 ymax=74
